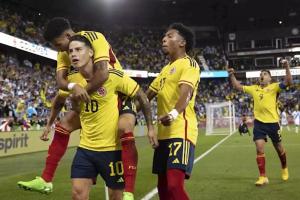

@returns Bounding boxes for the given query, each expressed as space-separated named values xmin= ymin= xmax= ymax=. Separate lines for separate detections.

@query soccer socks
xmin=279 ymin=151 xmax=287 ymax=169
xmin=41 ymin=124 xmax=70 ymax=182
xmin=120 ymin=132 xmax=138 ymax=193
xmin=167 ymin=169 xmax=189 ymax=200
xmin=256 ymin=153 xmax=266 ymax=177
xmin=158 ymin=174 xmax=171 ymax=200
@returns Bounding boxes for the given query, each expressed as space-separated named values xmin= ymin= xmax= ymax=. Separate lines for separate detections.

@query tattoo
xmin=86 ymin=61 xmax=109 ymax=94
xmin=135 ymin=89 xmax=153 ymax=127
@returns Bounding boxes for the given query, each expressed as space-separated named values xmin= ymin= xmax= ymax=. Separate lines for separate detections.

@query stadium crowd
xmin=0 ymin=4 xmax=227 ymax=72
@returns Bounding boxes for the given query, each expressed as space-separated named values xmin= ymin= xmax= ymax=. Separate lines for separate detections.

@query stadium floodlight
xmin=205 ymin=101 xmax=236 ymax=136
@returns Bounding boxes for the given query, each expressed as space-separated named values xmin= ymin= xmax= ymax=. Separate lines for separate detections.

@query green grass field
xmin=0 ymin=127 xmax=299 ymax=200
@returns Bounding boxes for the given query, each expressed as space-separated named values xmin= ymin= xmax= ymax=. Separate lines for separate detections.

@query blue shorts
xmin=71 ymin=147 xmax=124 ymax=189
xmin=152 ymin=138 xmax=195 ymax=179
xmin=253 ymin=119 xmax=281 ymax=143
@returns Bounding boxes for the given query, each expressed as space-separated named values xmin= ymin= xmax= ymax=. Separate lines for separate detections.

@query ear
xmin=89 ymin=48 xmax=94 ymax=57
xmin=179 ymin=39 xmax=186 ymax=48
xmin=65 ymin=32 xmax=71 ymax=39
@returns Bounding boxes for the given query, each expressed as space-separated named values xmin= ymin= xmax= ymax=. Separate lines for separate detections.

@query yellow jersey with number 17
xmin=79 ymin=69 xmax=140 ymax=152
xmin=149 ymin=56 xmax=200 ymax=145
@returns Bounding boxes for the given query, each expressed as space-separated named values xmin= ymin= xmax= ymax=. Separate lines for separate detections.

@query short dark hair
xmin=168 ymin=23 xmax=195 ymax=52
xmin=261 ymin=69 xmax=271 ymax=76
xmin=44 ymin=17 xmax=71 ymax=42
xmin=69 ymin=35 xmax=92 ymax=49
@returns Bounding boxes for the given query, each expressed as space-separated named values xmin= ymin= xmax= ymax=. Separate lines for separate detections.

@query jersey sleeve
xmin=178 ymin=59 xmax=200 ymax=89
xmin=243 ymin=85 xmax=255 ymax=95
xmin=80 ymin=31 xmax=110 ymax=63
xmin=56 ymin=51 xmax=70 ymax=71
xmin=149 ymin=75 xmax=161 ymax=93
xmin=113 ymin=70 xmax=140 ymax=98
xmin=276 ymin=82 xmax=287 ymax=92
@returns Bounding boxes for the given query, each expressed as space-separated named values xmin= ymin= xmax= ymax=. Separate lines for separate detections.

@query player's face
xmin=68 ymin=41 xmax=93 ymax=68
xmin=52 ymin=34 xmax=70 ymax=51
xmin=162 ymin=29 xmax=185 ymax=55
xmin=259 ymin=71 xmax=271 ymax=85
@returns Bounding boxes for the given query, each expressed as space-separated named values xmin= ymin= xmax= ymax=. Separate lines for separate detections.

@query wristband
xmin=168 ymin=109 xmax=179 ymax=121
xmin=67 ymin=83 xmax=76 ymax=90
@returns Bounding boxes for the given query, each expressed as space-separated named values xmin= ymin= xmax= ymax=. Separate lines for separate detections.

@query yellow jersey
xmin=57 ymin=31 xmax=122 ymax=72
xmin=58 ymin=66 xmax=86 ymax=97
xmin=79 ymin=69 xmax=140 ymax=151
xmin=243 ymin=82 xmax=284 ymax=123
xmin=149 ymin=56 xmax=200 ymax=145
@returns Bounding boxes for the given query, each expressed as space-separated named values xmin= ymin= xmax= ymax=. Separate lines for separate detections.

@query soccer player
xmin=227 ymin=59 xmax=293 ymax=186
xmin=238 ymin=115 xmax=250 ymax=136
xmin=17 ymin=18 xmax=155 ymax=199
xmin=143 ymin=23 xmax=200 ymax=200
xmin=66 ymin=35 xmax=155 ymax=200
xmin=292 ymin=106 xmax=300 ymax=133
xmin=280 ymin=108 xmax=290 ymax=131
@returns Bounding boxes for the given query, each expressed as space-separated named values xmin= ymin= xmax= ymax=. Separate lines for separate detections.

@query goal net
xmin=205 ymin=101 xmax=236 ymax=135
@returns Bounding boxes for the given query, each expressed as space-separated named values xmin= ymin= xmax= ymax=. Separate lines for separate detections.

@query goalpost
xmin=205 ymin=101 xmax=236 ymax=135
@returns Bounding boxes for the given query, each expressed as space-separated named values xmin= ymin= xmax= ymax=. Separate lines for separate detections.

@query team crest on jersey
xmin=97 ymin=87 xmax=107 ymax=97
xmin=170 ymin=67 xmax=176 ymax=74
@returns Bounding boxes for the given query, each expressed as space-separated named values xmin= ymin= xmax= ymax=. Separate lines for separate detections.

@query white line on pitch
xmin=140 ymin=133 xmax=234 ymax=200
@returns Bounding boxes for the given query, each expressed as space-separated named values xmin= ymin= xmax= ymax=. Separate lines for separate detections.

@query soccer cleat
xmin=17 ymin=176 xmax=53 ymax=194
xmin=255 ymin=176 xmax=269 ymax=186
xmin=281 ymin=167 xmax=289 ymax=181
xmin=123 ymin=192 xmax=134 ymax=200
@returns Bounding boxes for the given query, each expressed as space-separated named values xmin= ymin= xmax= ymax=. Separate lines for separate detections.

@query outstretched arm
xmin=281 ymin=59 xmax=293 ymax=86
xmin=227 ymin=67 xmax=244 ymax=91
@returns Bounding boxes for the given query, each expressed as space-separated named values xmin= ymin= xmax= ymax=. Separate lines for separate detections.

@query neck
xmin=79 ymin=60 xmax=93 ymax=80
xmin=168 ymin=50 xmax=186 ymax=63
xmin=260 ymin=82 xmax=269 ymax=88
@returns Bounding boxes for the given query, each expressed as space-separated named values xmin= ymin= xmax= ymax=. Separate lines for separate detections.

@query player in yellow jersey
xmin=17 ymin=18 xmax=155 ymax=199
xmin=142 ymin=23 xmax=200 ymax=200
xmin=67 ymin=35 xmax=156 ymax=200
xmin=227 ymin=59 xmax=293 ymax=186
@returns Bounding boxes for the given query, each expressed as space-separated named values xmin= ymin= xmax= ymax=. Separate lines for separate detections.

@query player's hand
xmin=147 ymin=126 xmax=159 ymax=149
xmin=226 ymin=66 xmax=235 ymax=76
xmin=158 ymin=114 xmax=172 ymax=126
xmin=40 ymin=125 xmax=51 ymax=141
xmin=73 ymin=84 xmax=90 ymax=103
xmin=281 ymin=59 xmax=289 ymax=69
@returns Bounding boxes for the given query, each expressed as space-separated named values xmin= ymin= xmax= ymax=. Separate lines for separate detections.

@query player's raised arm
xmin=281 ymin=59 xmax=293 ymax=86
xmin=227 ymin=67 xmax=244 ymax=91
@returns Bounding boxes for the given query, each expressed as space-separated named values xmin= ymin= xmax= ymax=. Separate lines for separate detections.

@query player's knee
xmin=118 ymin=117 xmax=135 ymax=134
xmin=60 ymin=113 xmax=80 ymax=132
xmin=72 ymin=186 xmax=88 ymax=200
